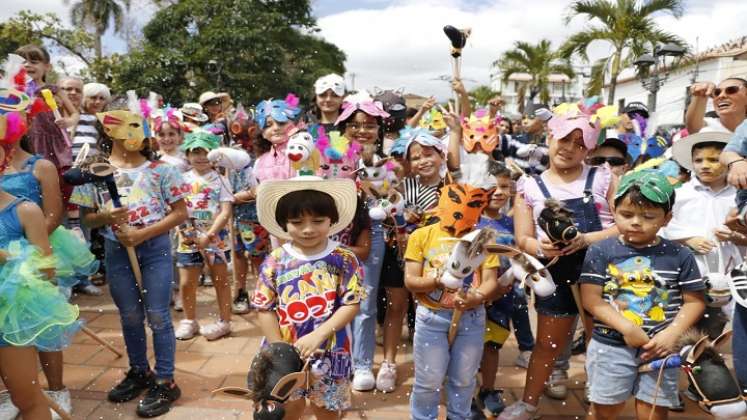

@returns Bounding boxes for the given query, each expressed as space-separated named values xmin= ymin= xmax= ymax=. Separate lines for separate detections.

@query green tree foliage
xmin=108 ymin=0 xmax=346 ymax=105
xmin=468 ymin=85 xmax=499 ymax=109
xmin=559 ymin=0 xmax=687 ymax=103
xmin=67 ymin=0 xmax=132 ymax=60
xmin=0 ymin=11 xmax=94 ymax=65
xmin=496 ymin=39 xmax=575 ymax=109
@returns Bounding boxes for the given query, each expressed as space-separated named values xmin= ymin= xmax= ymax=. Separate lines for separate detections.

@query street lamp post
xmin=633 ymin=44 xmax=686 ymax=112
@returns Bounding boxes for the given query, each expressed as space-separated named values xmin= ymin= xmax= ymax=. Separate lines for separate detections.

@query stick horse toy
xmin=443 ymin=24 xmax=470 ymax=116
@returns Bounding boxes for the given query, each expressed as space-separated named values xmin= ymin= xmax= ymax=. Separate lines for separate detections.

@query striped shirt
xmin=72 ymin=113 xmax=100 ymax=159
xmin=403 ymin=176 xmax=441 ymax=212
xmin=580 ymin=237 xmax=704 ymax=347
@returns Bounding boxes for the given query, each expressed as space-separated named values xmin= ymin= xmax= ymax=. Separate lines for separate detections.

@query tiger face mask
xmin=436 ymin=183 xmax=492 ymax=237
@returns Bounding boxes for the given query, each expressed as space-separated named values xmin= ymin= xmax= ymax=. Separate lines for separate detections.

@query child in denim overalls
xmin=500 ymin=102 xmax=619 ymax=420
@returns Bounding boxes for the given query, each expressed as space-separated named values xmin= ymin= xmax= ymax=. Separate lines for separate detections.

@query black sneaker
xmin=136 ymin=380 xmax=181 ymax=418
xmin=107 ymin=368 xmax=155 ymax=403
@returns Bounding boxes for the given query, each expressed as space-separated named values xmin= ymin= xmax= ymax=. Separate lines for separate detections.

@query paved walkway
xmin=7 ymin=285 xmax=719 ymax=419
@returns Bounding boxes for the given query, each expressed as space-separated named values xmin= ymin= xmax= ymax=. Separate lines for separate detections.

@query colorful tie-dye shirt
xmin=70 ymin=160 xmax=187 ymax=242
xmin=177 ymin=169 xmax=234 ymax=253
xmin=251 ymin=241 xmax=363 ymax=378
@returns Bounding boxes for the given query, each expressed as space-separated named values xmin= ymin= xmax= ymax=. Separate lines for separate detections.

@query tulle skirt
xmin=0 ymin=238 xmax=82 ymax=351
xmin=49 ymin=226 xmax=100 ymax=290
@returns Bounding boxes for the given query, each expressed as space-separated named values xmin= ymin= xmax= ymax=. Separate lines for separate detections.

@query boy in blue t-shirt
xmin=472 ymin=161 xmax=533 ymax=418
xmin=580 ymin=171 xmax=705 ymax=419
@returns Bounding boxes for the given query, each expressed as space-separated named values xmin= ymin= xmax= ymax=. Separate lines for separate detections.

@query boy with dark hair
xmin=580 ymin=171 xmax=706 ymax=420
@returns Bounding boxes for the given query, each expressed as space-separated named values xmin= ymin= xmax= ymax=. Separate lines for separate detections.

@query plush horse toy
xmin=358 ymin=144 xmax=404 ymax=220
xmin=486 ymin=244 xmax=557 ymax=298
xmin=207 ymin=147 xmax=252 ymax=171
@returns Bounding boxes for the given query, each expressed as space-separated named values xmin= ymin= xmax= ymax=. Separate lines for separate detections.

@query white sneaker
xmin=376 ymin=361 xmax=397 ymax=392
xmin=514 ymin=350 xmax=532 ymax=369
xmin=352 ymin=369 xmax=375 ymax=391
xmin=174 ymin=319 xmax=199 ymax=340
xmin=0 ymin=392 xmax=19 ymax=420
xmin=79 ymin=284 xmax=103 ymax=296
xmin=544 ymin=369 xmax=568 ymax=400
xmin=200 ymin=320 xmax=231 ymax=341
xmin=46 ymin=388 xmax=72 ymax=420
xmin=497 ymin=401 xmax=538 ymax=420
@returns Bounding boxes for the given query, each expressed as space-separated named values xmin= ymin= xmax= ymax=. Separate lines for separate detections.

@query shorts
xmin=290 ymin=374 xmax=351 ymax=412
xmin=535 ymin=251 xmax=586 ymax=317
xmin=380 ymin=243 xmax=404 ymax=288
xmin=586 ymin=339 xmax=680 ymax=408
xmin=484 ymin=292 xmax=514 ymax=348
xmin=176 ymin=250 xmax=231 ymax=268
xmin=234 ymin=219 xmax=270 ymax=257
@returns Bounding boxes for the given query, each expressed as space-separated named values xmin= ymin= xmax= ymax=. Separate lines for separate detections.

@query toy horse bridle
xmin=681 ymin=331 xmax=745 ymax=413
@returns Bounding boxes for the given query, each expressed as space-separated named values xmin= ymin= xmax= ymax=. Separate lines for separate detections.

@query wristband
xmin=728 ymin=159 xmax=746 ymax=170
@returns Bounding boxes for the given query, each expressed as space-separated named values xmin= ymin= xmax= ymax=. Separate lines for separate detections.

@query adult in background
xmin=59 ymin=77 xmax=83 ymax=112
xmin=686 ymin=77 xmax=747 ymax=134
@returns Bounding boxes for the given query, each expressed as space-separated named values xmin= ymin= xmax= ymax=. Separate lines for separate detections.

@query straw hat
xmin=256 ymin=176 xmax=357 ymax=241
xmin=199 ymin=91 xmax=230 ymax=106
xmin=671 ymin=131 xmax=730 ymax=171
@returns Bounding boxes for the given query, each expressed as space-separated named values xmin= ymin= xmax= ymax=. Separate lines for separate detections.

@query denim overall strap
xmin=532 ymin=174 xmax=553 ymax=199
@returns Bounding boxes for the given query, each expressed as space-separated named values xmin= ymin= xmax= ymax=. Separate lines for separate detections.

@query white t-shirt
xmin=702 ymin=117 xmax=731 ymax=133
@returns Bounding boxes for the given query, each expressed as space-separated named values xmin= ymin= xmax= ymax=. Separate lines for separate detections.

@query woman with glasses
xmin=686 ymin=77 xmax=747 ymax=134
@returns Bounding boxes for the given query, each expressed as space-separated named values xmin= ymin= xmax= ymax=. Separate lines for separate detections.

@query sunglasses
xmin=589 ymin=156 xmax=627 ymax=166
xmin=712 ymin=85 xmax=744 ymax=97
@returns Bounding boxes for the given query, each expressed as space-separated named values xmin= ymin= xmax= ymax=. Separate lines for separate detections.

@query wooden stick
xmin=42 ymin=390 xmax=73 ymax=420
xmin=125 ymin=245 xmax=143 ymax=289
xmin=81 ymin=326 xmax=124 ymax=358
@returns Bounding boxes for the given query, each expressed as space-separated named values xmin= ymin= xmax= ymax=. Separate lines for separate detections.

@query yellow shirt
xmin=405 ymin=224 xmax=500 ymax=310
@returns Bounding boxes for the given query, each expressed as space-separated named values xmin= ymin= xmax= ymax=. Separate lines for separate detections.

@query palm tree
xmin=468 ymin=85 xmax=499 ymax=108
xmin=559 ymin=0 xmax=687 ymax=104
xmin=496 ymin=39 xmax=575 ymax=112
xmin=67 ymin=0 xmax=132 ymax=59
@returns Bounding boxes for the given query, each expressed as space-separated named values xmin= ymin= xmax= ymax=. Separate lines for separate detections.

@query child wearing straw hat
xmin=252 ymin=175 xmax=363 ymax=419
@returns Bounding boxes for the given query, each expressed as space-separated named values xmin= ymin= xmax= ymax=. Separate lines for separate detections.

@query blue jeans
xmin=411 ymin=305 xmax=485 ymax=420
xmin=511 ymin=283 xmax=534 ymax=352
xmin=105 ymin=234 xmax=176 ymax=380
xmin=352 ymin=221 xmax=385 ymax=371
xmin=733 ymin=303 xmax=747 ymax=391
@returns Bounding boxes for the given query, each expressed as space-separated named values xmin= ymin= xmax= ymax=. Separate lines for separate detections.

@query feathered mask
xmin=255 ymin=94 xmax=301 ymax=129
xmin=549 ymin=97 xmax=620 ymax=150
xmin=314 ymin=127 xmax=360 ymax=180
xmin=461 ymin=108 xmax=499 ymax=153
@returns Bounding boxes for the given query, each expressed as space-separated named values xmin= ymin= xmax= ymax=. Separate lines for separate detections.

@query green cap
xmin=616 ymin=170 xmax=674 ymax=204
xmin=181 ymin=130 xmax=221 ymax=152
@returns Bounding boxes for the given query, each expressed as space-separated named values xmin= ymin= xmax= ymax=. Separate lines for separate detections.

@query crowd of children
xmin=2 ymin=42 xmax=747 ymax=420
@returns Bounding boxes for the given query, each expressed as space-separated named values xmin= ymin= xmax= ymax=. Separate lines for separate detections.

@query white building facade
xmin=489 ymin=65 xmax=589 ymax=115
xmin=604 ymin=39 xmax=747 ymax=131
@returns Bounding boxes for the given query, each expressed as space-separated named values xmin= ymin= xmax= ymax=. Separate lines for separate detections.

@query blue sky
xmin=3 ymin=0 xmax=745 ymax=99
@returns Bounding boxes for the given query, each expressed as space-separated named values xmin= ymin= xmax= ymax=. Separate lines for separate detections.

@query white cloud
xmin=317 ymin=0 xmax=747 ymax=100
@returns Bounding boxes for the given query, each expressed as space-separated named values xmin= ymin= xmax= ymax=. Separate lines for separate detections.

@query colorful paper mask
xmin=436 ymin=183 xmax=491 ymax=237
xmin=462 ymin=108 xmax=498 ymax=153
xmin=419 ymin=108 xmax=447 ymax=132
xmin=181 ymin=130 xmax=221 ymax=152
xmin=286 ymin=131 xmax=321 ymax=176
xmin=619 ymin=133 xmax=669 ymax=162
xmin=615 ymin=170 xmax=674 ymax=204
xmin=314 ymin=74 xmax=345 ymax=97
xmin=96 ymin=110 xmax=150 ymax=152
xmin=334 ymin=99 xmax=390 ymax=126
xmin=314 ymin=127 xmax=360 ymax=180
xmin=255 ymin=94 xmax=302 ymax=129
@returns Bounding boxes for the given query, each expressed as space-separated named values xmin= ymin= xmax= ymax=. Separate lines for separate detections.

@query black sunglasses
xmin=712 ymin=85 xmax=744 ymax=97
xmin=589 ymin=156 xmax=627 ymax=166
